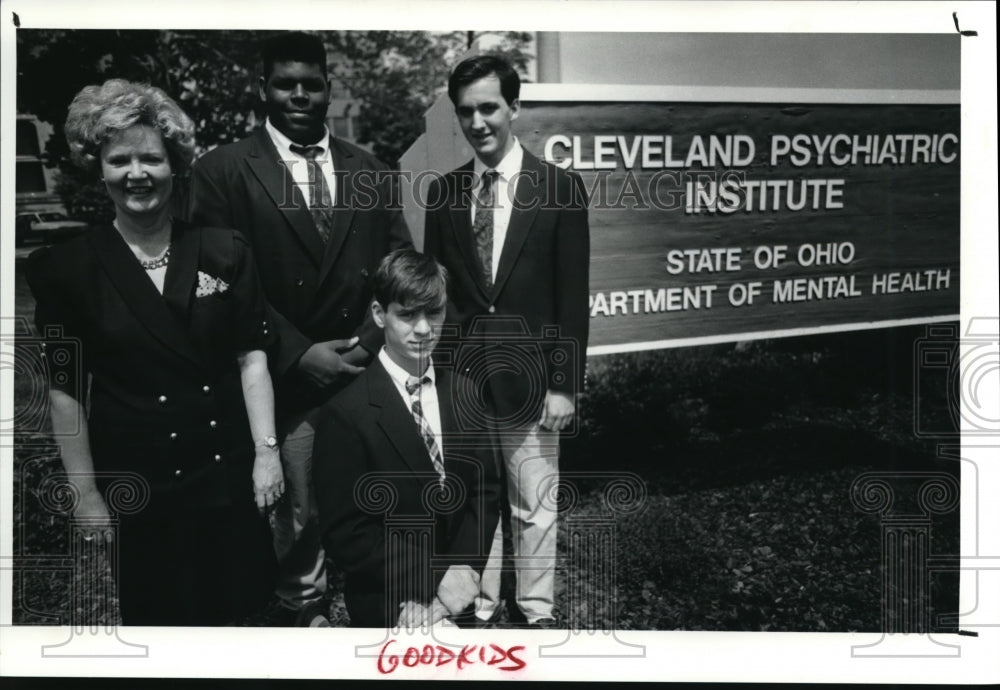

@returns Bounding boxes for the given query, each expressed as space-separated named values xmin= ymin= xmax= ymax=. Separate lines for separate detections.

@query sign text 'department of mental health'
xmin=515 ymin=87 xmax=959 ymax=355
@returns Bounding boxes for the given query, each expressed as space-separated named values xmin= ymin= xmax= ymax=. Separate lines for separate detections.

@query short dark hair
xmin=373 ymin=249 xmax=448 ymax=312
xmin=260 ymin=31 xmax=328 ymax=80
xmin=447 ymin=54 xmax=520 ymax=106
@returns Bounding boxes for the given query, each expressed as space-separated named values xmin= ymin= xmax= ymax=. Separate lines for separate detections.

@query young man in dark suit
xmin=313 ymin=249 xmax=500 ymax=628
xmin=423 ymin=55 xmax=590 ymax=628
xmin=189 ymin=32 xmax=412 ymax=625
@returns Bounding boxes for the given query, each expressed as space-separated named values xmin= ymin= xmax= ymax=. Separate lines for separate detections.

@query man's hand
xmin=437 ymin=565 xmax=480 ymax=615
xmin=252 ymin=448 xmax=284 ymax=514
xmin=539 ymin=389 xmax=575 ymax=432
xmin=340 ymin=341 xmax=371 ymax=368
xmin=396 ymin=598 xmax=450 ymax=629
xmin=297 ymin=337 xmax=366 ymax=387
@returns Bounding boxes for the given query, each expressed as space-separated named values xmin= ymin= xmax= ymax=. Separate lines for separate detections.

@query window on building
xmin=332 ymin=116 xmax=351 ymax=139
xmin=16 ymin=119 xmax=41 ymax=157
xmin=329 ymin=79 xmax=351 ymax=100
xmin=16 ymin=161 xmax=47 ymax=194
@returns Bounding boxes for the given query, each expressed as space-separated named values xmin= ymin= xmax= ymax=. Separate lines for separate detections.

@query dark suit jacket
xmin=189 ymin=127 xmax=413 ymax=415
xmin=313 ymin=357 xmax=500 ymax=628
xmin=423 ymin=149 xmax=590 ymax=424
xmin=26 ymin=221 xmax=275 ymax=512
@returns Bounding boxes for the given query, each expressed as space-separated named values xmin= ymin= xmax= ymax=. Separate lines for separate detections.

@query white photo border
xmin=1 ymin=0 xmax=997 ymax=683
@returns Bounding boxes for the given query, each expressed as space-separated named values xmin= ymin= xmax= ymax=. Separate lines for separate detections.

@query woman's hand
xmin=47 ymin=390 xmax=113 ymax=542
xmin=238 ymin=349 xmax=282 ymax=514
xmin=73 ymin=488 xmax=113 ymax=543
xmin=252 ymin=447 xmax=284 ymax=513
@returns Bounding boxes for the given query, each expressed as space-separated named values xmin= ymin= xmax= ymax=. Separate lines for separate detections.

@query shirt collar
xmin=264 ymin=118 xmax=331 ymax=159
xmin=379 ymin=347 xmax=436 ymax=389
xmin=474 ymin=137 xmax=523 ymax=183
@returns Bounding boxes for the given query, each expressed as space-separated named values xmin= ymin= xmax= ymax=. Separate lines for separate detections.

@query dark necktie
xmin=405 ymin=375 xmax=446 ymax=487
xmin=472 ymin=170 xmax=498 ymax=290
xmin=289 ymin=143 xmax=333 ymax=245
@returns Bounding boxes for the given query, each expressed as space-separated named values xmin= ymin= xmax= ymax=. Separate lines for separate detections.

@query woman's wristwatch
xmin=255 ymin=435 xmax=279 ymax=452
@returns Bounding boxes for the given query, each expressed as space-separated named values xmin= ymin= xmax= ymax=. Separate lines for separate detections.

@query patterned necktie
xmin=405 ymin=375 xmax=446 ymax=487
xmin=472 ymin=170 xmax=498 ymax=290
xmin=289 ymin=143 xmax=333 ymax=245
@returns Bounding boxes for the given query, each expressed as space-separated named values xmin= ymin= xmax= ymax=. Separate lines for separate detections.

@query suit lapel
xmin=88 ymin=224 xmax=203 ymax=368
xmin=370 ymin=359 xmax=438 ymax=477
xmin=161 ymin=219 xmax=199 ymax=323
xmin=316 ymin=136 xmax=357 ymax=287
xmin=245 ymin=128 xmax=326 ymax=265
xmin=492 ymin=151 xmax=544 ymax=299
xmin=446 ymin=163 xmax=490 ymax=300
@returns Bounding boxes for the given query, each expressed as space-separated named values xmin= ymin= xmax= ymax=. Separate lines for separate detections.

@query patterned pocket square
xmin=196 ymin=271 xmax=229 ymax=297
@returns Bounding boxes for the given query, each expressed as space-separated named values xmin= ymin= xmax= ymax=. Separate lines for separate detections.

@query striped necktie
xmin=405 ymin=375 xmax=446 ymax=487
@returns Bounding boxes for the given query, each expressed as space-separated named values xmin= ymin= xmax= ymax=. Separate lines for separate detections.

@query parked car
xmin=14 ymin=211 xmax=89 ymax=246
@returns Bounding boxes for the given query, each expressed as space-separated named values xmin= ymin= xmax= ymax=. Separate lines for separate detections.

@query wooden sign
xmin=515 ymin=86 xmax=960 ymax=355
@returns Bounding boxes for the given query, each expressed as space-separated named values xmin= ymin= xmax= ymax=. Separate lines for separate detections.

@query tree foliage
xmin=325 ymin=30 xmax=533 ymax=164
xmin=471 ymin=30 xmax=535 ymax=75
xmin=17 ymin=29 xmax=267 ymax=223
xmin=325 ymin=31 xmax=459 ymax=165
xmin=16 ymin=29 xmax=532 ymax=223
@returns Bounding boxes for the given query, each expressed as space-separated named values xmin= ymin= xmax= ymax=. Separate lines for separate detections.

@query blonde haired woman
xmin=27 ymin=80 xmax=282 ymax=625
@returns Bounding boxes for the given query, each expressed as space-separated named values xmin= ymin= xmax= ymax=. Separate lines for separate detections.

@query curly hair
xmin=64 ymin=79 xmax=196 ymax=176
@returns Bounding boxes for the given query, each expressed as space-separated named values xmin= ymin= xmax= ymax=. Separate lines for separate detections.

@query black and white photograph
xmin=1 ymin=0 xmax=997 ymax=683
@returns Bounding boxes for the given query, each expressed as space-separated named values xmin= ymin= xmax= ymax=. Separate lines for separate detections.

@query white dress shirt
xmin=378 ymin=348 xmax=443 ymax=452
xmin=265 ymin=118 xmax=337 ymax=208
xmin=472 ymin=139 xmax=524 ymax=283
